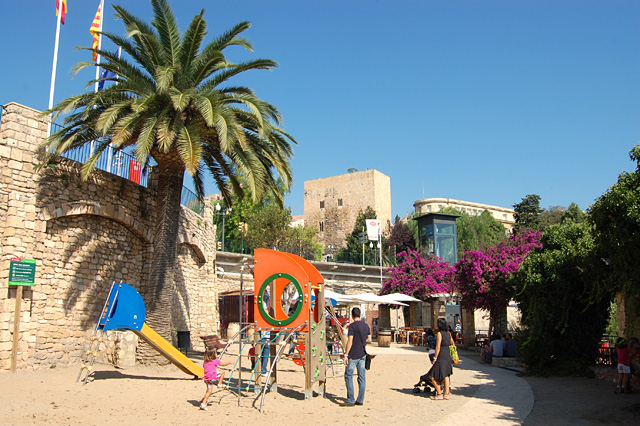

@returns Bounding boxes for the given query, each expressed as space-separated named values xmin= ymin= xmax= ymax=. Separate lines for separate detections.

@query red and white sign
xmin=366 ymin=219 xmax=379 ymax=241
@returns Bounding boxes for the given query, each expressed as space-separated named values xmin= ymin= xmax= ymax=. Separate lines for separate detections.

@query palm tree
xmin=40 ymin=0 xmax=295 ymax=360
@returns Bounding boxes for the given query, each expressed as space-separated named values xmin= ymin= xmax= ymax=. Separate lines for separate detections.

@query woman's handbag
xmin=449 ymin=344 xmax=460 ymax=365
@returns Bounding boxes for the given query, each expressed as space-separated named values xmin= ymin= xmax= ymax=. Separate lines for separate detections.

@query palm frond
xmin=151 ymin=0 xmax=182 ymax=66
xmin=176 ymin=122 xmax=203 ymax=175
xmin=176 ymin=10 xmax=207 ymax=84
xmin=199 ymin=59 xmax=277 ymax=91
xmin=209 ymin=21 xmax=253 ymax=52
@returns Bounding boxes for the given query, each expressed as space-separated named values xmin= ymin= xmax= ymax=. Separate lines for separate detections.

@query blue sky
xmin=1 ymin=1 xmax=639 ymax=219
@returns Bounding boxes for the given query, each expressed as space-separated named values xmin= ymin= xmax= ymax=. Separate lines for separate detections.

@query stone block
xmin=491 ymin=357 xmax=522 ymax=369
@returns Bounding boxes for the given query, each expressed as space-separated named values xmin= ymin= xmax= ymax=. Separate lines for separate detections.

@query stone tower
xmin=304 ymin=169 xmax=391 ymax=259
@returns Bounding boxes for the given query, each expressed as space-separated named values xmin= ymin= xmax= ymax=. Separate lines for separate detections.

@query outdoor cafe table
xmin=393 ymin=329 xmax=424 ymax=345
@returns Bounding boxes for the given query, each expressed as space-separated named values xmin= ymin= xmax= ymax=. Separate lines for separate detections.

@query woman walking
xmin=429 ymin=318 xmax=454 ymax=400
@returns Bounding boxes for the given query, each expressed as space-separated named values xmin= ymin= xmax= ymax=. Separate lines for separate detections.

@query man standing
xmin=342 ymin=307 xmax=372 ymax=406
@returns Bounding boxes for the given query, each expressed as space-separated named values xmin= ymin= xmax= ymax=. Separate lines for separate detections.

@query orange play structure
xmin=252 ymin=248 xmax=327 ymax=399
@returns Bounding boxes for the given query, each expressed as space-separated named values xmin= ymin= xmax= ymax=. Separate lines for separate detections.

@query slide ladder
xmin=77 ymin=282 xmax=119 ymax=384
xmin=78 ymin=282 xmax=203 ymax=383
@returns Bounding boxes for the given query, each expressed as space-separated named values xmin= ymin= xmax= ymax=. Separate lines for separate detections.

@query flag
xmin=56 ymin=0 xmax=67 ymax=25
xmin=97 ymin=69 xmax=114 ymax=91
xmin=90 ymin=2 xmax=102 ymax=61
xmin=97 ymin=47 xmax=120 ymax=91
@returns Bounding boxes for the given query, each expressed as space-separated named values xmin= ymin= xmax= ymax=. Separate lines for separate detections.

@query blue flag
xmin=97 ymin=47 xmax=121 ymax=91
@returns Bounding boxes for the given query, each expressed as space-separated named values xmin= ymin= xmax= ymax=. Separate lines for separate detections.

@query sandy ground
xmin=1 ymin=345 xmax=639 ymax=426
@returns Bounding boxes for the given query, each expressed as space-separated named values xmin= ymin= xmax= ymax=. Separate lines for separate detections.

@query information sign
xmin=8 ymin=258 xmax=36 ymax=286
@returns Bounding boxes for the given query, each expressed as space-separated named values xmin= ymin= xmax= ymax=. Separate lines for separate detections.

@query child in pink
xmin=200 ymin=347 xmax=232 ymax=410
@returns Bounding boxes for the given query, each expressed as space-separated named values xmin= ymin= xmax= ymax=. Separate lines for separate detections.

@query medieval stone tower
xmin=304 ymin=169 xmax=391 ymax=259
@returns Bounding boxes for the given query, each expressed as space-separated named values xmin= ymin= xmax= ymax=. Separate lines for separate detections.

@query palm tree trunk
xmin=137 ymin=155 xmax=185 ymax=364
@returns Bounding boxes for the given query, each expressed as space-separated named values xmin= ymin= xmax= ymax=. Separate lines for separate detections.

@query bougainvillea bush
xmin=379 ymin=249 xmax=455 ymax=300
xmin=455 ymin=231 xmax=541 ymax=333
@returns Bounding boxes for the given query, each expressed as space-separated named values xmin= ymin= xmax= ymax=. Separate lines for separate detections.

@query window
xmin=502 ymin=214 xmax=507 ymax=220
xmin=319 ymin=222 xmax=324 ymax=232
xmin=427 ymin=205 xmax=432 ymax=212
xmin=320 ymin=201 xmax=325 ymax=209
xmin=338 ymin=198 xmax=343 ymax=207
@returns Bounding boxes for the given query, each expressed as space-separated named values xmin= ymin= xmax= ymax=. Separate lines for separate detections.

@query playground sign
xmin=8 ymin=258 xmax=36 ymax=286
xmin=9 ymin=257 xmax=36 ymax=372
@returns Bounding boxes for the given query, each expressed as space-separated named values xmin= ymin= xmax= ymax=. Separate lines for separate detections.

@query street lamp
xmin=215 ymin=202 xmax=232 ymax=251
xmin=369 ymin=241 xmax=376 ymax=266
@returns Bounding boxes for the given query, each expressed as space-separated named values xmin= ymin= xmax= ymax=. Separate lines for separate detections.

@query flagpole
xmin=379 ymin=224 xmax=383 ymax=284
xmin=93 ymin=0 xmax=105 ymax=93
xmin=47 ymin=5 xmax=63 ymax=138
xmin=91 ymin=0 xmax=105 ymax=157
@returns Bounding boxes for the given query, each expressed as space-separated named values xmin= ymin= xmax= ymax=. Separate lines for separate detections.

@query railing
xmin=181 ymin=186 xmax=205 ymax=216
xmin=60 ymin=142 xmax=149 ymax=188
xmin=49 ymin=123 xmax=203 ymax=216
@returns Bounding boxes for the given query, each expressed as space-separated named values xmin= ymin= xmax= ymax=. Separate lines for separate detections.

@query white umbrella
xmin=351 ymin=293 xmax=409 ymax=306
xmin=325 ymin=290 xmax=357 ymax=304
xmin=376 ymin=294 xmax=410 ymax=306
xmin=385 ymin=292 xmax=422 ymax=303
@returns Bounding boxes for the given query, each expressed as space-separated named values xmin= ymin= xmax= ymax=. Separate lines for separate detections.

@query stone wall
xmin=304 ymin=169 xmax=392 ymax=258
xmin=0 ymin=102 xmax=217 ymax=372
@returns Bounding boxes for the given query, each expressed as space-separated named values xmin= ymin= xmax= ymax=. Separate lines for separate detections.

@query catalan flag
xmin=90 ymin=1 xmax=103 ymax=62
xmin=56 ymin=0 xmax=67 ymax=25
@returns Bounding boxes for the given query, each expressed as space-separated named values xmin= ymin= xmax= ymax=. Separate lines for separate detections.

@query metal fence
xmin=181 ymin=186 xmax=205 ymax=216
xmin=60 ymin=142 xmax=149 ymax=188
xmin=0 ymin=114 xmax=206 ymax=216
xmin=49 ymin=123 xmax=204 ymax=216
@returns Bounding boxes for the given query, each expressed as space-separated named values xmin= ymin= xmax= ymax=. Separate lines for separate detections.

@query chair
xmin=411 ymin=329 xmax=423 ymax=346
xmin=398 ymin=327 xmax=408 ymax=344
xmin=475 ymin=334 xmax=487 ymax=348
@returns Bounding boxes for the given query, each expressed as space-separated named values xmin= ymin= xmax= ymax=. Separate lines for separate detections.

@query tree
xmin=282 ymin=225 xmax=324 ymax=261
xmin=512 ymin=222 xmax=610 ymax=375
xmin=335 ymin=206 xmax=382 ymax=265
xmin=513 ymin=194 xmax=542 ymax=233
xmin=455 ymin=231 xmax=541 ymax=336
xmin=539 ymin=206 xmax=565 ymax=230
xmin=39 ymin=0 xmax=295 ymax=355
xmin=380 ymin=249 xmax=455 ymax=301
xmin=589 ymin=145 xmax=640 ymax=317
xmin=384 ymin=218 xmax=416 ymax=257
xmin=245 ymin=203 xmax=291 ymax=251
xmin=454 ymin=210 xmax=507 ymax=253
xmin=562 ymin=202 xmax=587 ymax=224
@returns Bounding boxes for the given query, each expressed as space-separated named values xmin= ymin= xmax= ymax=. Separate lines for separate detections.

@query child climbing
xmin=200 ymin=346 xmax=232 ymax=410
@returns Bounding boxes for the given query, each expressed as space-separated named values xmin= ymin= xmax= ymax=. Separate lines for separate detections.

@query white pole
xmin=92 ymin=0 xmax=105 ymax=158
xmin=47 ymin=5 xmax=63 ymax=138
xmin=379 ymin=225 xmax=383 ymax=284
xmin=93 ymin=0 xmax=105 ymax=93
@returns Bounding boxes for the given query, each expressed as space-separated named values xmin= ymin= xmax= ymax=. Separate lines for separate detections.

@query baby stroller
xmin=413 ymin=372 xmax=435 ymax=394
xmin=413 ymin=350 xmax=436 ymax=394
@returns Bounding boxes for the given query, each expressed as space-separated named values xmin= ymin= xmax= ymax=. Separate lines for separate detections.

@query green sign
xmin=9 ymin=258 xmax=36 ymax=286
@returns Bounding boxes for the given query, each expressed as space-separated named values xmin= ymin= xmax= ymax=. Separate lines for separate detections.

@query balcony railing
xmin=181 ymin=186 xmax=205 ymax=216
xmin=60 ymin=142 xmax=149 ymax=188
xmin=52 ymin=131 xmax=203 ymax=216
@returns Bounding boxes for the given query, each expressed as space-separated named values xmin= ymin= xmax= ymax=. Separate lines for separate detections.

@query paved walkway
xmin=368 ymin=344 xmax=534 ymax=425
xmin=444 ymin=349 xmax=533 ymax=425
